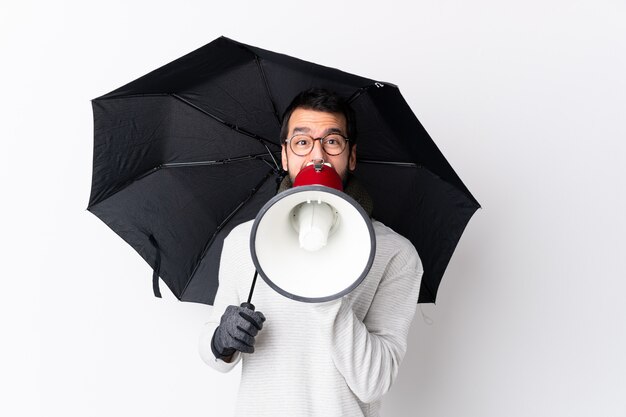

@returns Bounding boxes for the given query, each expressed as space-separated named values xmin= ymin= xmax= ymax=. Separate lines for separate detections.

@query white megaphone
xmin=250 ymin=160 xmax=376 ymax=303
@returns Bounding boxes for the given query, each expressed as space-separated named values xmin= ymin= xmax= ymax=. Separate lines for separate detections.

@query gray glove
xmin=211 ymin=303 xmax=266 ymax=359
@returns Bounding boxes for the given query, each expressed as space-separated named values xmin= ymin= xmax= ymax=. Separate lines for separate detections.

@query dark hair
xmin=279 ymin=88 xmax=357 ymax=146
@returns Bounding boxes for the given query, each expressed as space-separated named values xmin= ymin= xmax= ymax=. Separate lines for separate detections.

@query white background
xmin=2 ymin=1 xmax=625 ymax=416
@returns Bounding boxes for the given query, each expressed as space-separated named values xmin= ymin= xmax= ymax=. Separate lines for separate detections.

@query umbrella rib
xmin=88 ymin=154 xmax=280 ymax=210
xmin=347 ymin=85 xmax=372 ymax=104
xmin=253 ymin=54 xmax=282 ymax=127
xmin=347 ymin=81 xmax=393 ymax=104
xmin=161 ymin=152 xmax=281 ymax=169
xmin=261 ymin=142 xmax=281 ymax=171
xmin=170 ymin=93 xmax=281 ymax=150
xmin=182 ymin=168 xmax=276 ymax=297
xmin=259 ymin=155 xmax=280 ymax=171
xmin=357 ymin=159 xmax=422 ymax=168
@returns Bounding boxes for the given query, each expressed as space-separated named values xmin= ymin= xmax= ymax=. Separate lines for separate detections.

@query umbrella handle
xmin=242 ymin=270 xmax=259 ymax=311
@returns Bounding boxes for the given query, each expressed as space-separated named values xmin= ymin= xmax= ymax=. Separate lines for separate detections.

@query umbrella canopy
xmin=89 ymin=36 xmax=479 ymax=304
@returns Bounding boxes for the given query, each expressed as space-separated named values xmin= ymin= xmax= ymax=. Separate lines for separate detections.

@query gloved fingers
xmin=233 ymin=317 xmax=259 ymax=337
xmin=239 ymin=310 xmax=266 ymax=331
xmin=223 ymin=306 xmax=265 ymax=330
xmin=240 ymin=306 xmax=266 ymax=324
xmin=234 ymin=314 xmax=263 ymax=336
xmin=227 ymin=328 xmax=255 ymax=353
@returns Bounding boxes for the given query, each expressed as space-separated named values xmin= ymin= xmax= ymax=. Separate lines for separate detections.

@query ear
xmin=281 ymin=145 xmax=289 ymax=171
xmin=348 ymin=144 xmax=357 ymax=171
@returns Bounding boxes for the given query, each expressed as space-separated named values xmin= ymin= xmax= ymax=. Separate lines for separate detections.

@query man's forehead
xmin=291 ymin=126 xmax=344 ymax=134
xmin=288 ymin=108 xmax=347 ymax=132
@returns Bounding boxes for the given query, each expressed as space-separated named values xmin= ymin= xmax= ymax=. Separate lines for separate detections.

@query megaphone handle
xmin=243 ymin=270 xmax=259 ymax=311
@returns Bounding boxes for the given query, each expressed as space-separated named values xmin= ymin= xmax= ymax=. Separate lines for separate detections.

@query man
xmin=199 ymin=88 xmax=423 ymax=416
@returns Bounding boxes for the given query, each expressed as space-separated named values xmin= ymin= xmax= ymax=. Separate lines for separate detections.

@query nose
xmin=308 ymin=138 xmax=325 ymax=161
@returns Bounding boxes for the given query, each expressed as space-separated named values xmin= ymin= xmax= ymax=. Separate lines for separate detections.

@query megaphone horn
xmin=250 ymin=162 xmax=376 ymax=303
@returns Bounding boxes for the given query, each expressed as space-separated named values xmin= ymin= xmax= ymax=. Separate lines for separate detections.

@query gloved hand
xmin=211 ymin=304 xmax=266 ymax=360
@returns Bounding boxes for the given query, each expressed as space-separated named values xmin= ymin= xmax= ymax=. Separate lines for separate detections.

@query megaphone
xmin=250 ymin=160 xmax=376 ymax=303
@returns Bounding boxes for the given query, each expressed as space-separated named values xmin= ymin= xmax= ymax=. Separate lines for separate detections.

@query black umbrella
xmin=88 ymin=36 xmax=479 ymax=304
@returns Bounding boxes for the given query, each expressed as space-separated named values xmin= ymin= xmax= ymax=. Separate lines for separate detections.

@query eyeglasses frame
xmin=283 ymin=132 xmax=350 ymax=157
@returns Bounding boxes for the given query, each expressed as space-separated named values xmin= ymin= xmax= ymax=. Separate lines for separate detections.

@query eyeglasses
xmin=284 ymin=133 xmax=349 ymax=156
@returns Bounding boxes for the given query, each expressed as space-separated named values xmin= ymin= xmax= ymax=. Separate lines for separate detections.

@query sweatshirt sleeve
xmin=329 ymin=241 xmax=423 ymax=404
xmin=198 ymin=232 xmax=246 ymax=372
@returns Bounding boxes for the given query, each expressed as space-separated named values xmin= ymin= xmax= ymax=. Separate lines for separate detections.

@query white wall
xmin=2 ymin=1 xmax=625 ymax=416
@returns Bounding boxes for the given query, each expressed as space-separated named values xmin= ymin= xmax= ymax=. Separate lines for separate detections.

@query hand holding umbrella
xmin=211 ymin=304 xmax=266 ymax=361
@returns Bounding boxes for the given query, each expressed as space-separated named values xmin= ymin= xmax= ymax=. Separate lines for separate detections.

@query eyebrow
xmin=292 ymin=126 xmax=345 ymax=135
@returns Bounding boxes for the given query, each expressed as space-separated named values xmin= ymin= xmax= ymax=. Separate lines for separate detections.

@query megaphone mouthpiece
xmin=293 ymin=162 xmax=343 ymax=191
